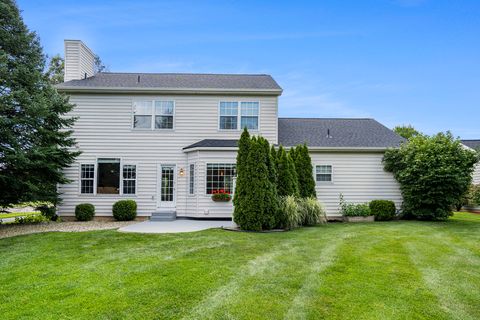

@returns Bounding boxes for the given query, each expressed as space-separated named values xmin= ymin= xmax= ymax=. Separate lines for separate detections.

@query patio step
xmin=150 ymin=210 xmax=176 ymax=221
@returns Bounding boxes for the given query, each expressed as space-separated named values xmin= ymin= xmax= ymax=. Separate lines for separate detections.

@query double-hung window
xmin=316 ymin=165 xmax=332 ymax=183
xmin=133 ymin=100 xmax=174 ymax=129
xmin=80 ymin=164 xmax=95 ymax=194
xmin=133 ymin=101 xmax=153 ymax=129
xmin=80 ymin=159 xmax=137 ymax=195
xmin=219 ymin=101 xmax=259 ymax=130
xmin=155 ymin=101 xmax=174 ymax=129
xmin=206 ymin=164 xmax=236 ymax=194
xmin=219 ymin=102 xmax=238 ymax=130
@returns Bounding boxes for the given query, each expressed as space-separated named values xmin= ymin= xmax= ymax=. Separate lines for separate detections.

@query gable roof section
xmin=56 ymin=72 xmax=282 ymax=95
xmin=461 ymin=139 xmax=480 ymax=150
xmin=278 ymin=118 xmax=404 ymax=149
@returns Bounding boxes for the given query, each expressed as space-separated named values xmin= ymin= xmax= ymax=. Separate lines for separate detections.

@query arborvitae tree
xmin=0 ymin=1 xmax=80 ymax=206
xmin=287 ymin=151 xmax=300 ymax=196
xmin=233 ymin=128 xmax=251 ymax=226
xmin=277 ymin=146 xmax=299 ymax=197
xmin=294 ymin=144 xmax=317 ymax=198
xmin=257 ymin=136 xmax=278 ymax=229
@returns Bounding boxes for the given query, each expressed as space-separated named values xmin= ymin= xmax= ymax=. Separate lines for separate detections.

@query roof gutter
xmin=56 ymin=86 xmax=283 ymax=96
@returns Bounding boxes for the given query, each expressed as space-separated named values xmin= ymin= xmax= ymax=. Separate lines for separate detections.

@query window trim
xmin=78 ymin=158 xmax=138 ymax=196
xmin=315 ymin=164 xmax=333 ymax=184
xmin=205 ymin=163 xmax=237 ymax=195
xmin=218 ymin=101 xmax=260 ymax=131
xmin=132 ymin=99 xmax=176 ymax=131
xmin=189 ymin=163 xmax=195 ymax=195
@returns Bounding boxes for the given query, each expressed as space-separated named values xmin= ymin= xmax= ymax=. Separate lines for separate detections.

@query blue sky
xmin=18 ymin=0 xmax=480 ymax=138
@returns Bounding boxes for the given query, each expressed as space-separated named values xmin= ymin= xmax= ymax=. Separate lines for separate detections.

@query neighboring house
xmin=461 ymin=140 xmax=480 ymax=184
xmin=56 ymin=40 xmax=404 ymax=219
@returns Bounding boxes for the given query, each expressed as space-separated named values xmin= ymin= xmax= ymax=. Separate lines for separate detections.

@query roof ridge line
xmin=98 ymin=72 xmax=272 ymax=76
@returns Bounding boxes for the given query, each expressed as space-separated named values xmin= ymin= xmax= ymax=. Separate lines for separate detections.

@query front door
xmin=158 ymin=164 xmax=176 ymax=208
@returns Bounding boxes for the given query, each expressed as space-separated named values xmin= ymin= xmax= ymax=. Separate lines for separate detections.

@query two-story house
xmin=56 ymin=40 xmax=404 ymax=219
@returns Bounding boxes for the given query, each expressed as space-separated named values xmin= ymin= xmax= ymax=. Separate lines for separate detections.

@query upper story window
xmin=133 ymin=100 xmax=174 ymax=130
xmin=316 ymin=165 xmax=332 ymax=183
xmin=219 ymin=101 xmax=259 ymax=130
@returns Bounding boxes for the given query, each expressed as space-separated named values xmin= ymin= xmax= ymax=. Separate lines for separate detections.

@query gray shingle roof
xmin=278 ymin=118 xmax=404 ymax=148
xmin=461 ymin=140 xmax=480 ymax=150
xmin=183 ymin=118 xmax=404 ymax=151
xmin=183 ymin=139 xmax=238 ymax=150
xmin=56 ymin=72 xmax=282 ymax=93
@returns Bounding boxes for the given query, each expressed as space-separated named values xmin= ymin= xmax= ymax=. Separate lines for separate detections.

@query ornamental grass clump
xmin=298 ymin=197 xmax=327 ymax=225
xmin=278 ymin=195 xmax=302 ymax=230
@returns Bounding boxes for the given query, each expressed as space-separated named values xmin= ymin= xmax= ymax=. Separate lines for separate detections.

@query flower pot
xmin=344 ymin=215 xmax=375 ymax=223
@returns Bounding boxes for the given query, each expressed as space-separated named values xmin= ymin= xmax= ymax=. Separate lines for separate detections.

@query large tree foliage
xmin=292 ymin=144 xmax=316 ymax=198
xmin=383 ymin=132 xmax=478 ymax=220
xmin=393 ymin=125 xmax=421 ymax=140
xmin=0 ymin=0 xmax=80 ymax=206
xmin=46 ymin=54 xmax=64 ymax=84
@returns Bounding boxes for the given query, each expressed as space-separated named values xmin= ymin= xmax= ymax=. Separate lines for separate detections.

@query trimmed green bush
xmin=369 ymin=200 xmax=396 ymax=221
xmin=298 ymin=197 xmax=326 ymax=225
xmin=112 ymin=200 xmax=137 ymax=221
xmin=75 ymin=203 xmax=95 ymax=221
xmin=278 ymin=195 xmax=302 ymax=230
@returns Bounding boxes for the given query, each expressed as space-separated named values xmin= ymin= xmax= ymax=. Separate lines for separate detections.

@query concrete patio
xmin=118 ymin=218 xmax=234 ymax=234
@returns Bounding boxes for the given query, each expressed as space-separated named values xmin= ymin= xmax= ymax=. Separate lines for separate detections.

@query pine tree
xmin=294 ymin=144 xmax=317 ymax=198
xmin=0 ymin=0 xmax=80 ymax=206
xmin=233 ymin=128 xmax=251 ymax=226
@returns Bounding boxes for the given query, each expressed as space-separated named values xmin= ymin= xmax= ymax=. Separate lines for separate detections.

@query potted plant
xmin=340 ymin=194 xmax=374 ymax=222
xmin=211 ymin=190 xmax=232 ymax=202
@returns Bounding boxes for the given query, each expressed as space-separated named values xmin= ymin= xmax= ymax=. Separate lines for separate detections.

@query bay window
xmin=206 ymin=163 xmax=236 ymax=194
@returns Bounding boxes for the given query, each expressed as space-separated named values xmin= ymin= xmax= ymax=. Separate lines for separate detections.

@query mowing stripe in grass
xmin=284 ymin=236 xmax=344 ymax=320
xmin=182 ymin=237 xmax=305 ymax=320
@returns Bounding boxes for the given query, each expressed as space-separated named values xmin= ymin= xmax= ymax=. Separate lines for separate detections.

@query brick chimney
xmin=64 ymin=40 xmax=95 ymax=82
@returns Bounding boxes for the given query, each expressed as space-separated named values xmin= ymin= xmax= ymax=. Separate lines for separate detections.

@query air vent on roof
xmin=327 ymin=128 xmax=333 ymax=138
xmin=84 ymin=72 xmax=87 ymax=79
xmin=137 ymin=75 xmax=141 ymax=83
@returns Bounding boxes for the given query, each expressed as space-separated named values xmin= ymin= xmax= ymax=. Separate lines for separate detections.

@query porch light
xmin=179 ymin=168 xmax=185 ymax=176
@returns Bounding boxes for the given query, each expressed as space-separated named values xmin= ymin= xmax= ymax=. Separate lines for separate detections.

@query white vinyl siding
xmin=473 ymin=163 xmax=480 ymax=184
xmin=57 ymin=94 xmax=278 ymax=217
xmin=311 ymin=152 xmax=402 ymax=217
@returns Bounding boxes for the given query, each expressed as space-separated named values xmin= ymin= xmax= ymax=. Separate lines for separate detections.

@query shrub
xmin=383 ymin=132 xmax=478 ymax=220
xmin=112 ymin=200 xmax=137 ymax=221
xmin=297 ymin=197 xmax=326 ymax=225
xmin=75 ymin=203 xmax=95 ymax=221
xmin=36 ymin=204 xmax=58 ymax=221
xmin=14 ymin=214 xmax=49 ymax=224
xmin=340 ymin=195 xmax=371 ymax=217
xmin=278 ymin=195 xmax=302 ymax=230
xmin=369 ymin=200 xmax=396 ymax=221
xmin=468 ymin=184 xmax=480 ymax=206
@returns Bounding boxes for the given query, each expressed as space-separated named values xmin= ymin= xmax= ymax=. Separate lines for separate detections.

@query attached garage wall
xmin=310 ymin=151 xmax=402 ymax=217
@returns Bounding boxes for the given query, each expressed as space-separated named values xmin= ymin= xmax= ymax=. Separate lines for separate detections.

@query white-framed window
xmin=133 ymin=100 xmax=174 ymax=130
xmin=189 ymin=164 xmax=195 ymax=195
xmin=97 ymin=158 xmax=121 ymax=194
xmin=133 ymin=101 xmax=153 ymax=129
xmin=80 ymin=164 xmax=95 ymax=194
xmin=79 ymin=160 xmax=137 ymax=195
xmin=316 ymin=165 xmax=332 ymax=183
xmin=206 ymin=163 xmax=236 ymax=194
xmin=123 ymin=165 xmax=137 ymax=194
xmin=219 ymin=101 xmax=259 ymax=130
xmin=155 ymin=101 xmax=174 ymax=129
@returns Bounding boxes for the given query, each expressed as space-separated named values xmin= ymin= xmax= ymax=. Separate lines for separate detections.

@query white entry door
xmin=157 ymin=164 xmax=176 ymax=208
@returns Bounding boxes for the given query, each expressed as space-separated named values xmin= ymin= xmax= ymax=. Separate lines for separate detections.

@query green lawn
xmin=1 ymin=212 xmax=479 ymax=319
